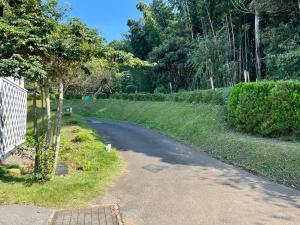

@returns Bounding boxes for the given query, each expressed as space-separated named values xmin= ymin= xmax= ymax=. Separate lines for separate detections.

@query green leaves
xmin=0 ymin=0 xmax=57 ymax=80
xmin=0 ymin=54 xmax=46 ymax=80
xmin=125 ymin=0 xmax=300 ymax=91
xmin=266 ymin=41 xmax=300 ymax=80
xmin=228 ymin=81 xmax=300 ymax=137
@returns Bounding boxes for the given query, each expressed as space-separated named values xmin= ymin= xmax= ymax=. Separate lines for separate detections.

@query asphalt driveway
xmin=89 ymin=119 xmax=300 ymax=225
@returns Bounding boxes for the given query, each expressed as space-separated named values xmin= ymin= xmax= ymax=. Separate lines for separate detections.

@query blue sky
xmin=60 ymin=0 xmax=150 ymax=43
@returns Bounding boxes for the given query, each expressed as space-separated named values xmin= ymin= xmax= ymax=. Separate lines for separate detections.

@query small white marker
xmin=106 ymin=144 xmax=112 ymax=152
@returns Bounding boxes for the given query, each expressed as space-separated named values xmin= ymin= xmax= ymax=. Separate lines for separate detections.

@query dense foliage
xmin=0 ymin=0 xmax=146 ymax=180
xmin=122 ymin=0 xmax=300 ymax=91
xmin=228 ymin=81 xmax=300 ymax=137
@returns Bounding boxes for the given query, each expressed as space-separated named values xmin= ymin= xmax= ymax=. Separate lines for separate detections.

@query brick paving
xmin=49 ymin=205 xmax=122 ymax=225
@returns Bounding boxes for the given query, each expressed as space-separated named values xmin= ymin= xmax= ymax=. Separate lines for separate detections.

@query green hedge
xmin=111 ymin=93 xmax=166 ymax=101
xmin=110 ymin=88 xmax=231 ymax=105
xmin=65 ymin=92 xmax=82 ymax=100
xmin=171 ymin=88 xmax=230 ymax=105
xmin=96 ymin=93 xmax=108 ymax=99
xmin=228 ymin=81 xmax=300 ymax=137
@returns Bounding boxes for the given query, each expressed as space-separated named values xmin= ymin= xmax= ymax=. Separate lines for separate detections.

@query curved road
xmin=89 ymin=119 xmax=300 ymax=225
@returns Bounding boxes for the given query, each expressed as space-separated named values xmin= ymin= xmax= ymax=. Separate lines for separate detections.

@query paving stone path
xmin=50 ymin=205 xmax=122 ymax=225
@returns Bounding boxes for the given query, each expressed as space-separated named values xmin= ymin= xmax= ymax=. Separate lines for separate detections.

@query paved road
xmin=89 ymin=119 xmax=300 ymax=225
xmin=0 ymin=205 xmax=52 ymax=225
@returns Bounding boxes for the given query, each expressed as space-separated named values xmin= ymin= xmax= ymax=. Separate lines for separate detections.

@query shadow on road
xmin=88 ymin=119 xmax=300 ymax=224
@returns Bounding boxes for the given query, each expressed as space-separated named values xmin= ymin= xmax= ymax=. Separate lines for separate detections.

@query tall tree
xmin=48 ymin=18 xmax=100 ymax=177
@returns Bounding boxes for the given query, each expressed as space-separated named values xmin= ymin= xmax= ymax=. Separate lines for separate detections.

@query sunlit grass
xmin=0 ymin=102 xmax=124 ymax=209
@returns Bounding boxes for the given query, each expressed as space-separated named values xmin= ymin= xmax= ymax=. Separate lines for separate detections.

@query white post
xmin=210 ymin=77 xmax=215 ymax=89
xmin=106 ymin=144 xmax=112 ymax=152
xmin=247 ymin=71 xmax=250 ymax=83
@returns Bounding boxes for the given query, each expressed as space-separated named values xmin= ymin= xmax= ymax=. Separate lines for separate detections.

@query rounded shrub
xmin=73 ymin=132 xmax=93 ymax=142
xmin=125 ymin=85 xmax=137 ymax=94
xmin=151 ymin=93 xmax=166 ymax=101
xmin=154 ymin=86 xmax=168 ymax=94
xmin=50 ymin=93 xmax=59 ymax=100
xmin=96 ymin=93 xmax=108 ymax=99
xmin=111 ymin=93 xmax=121 ymax=99
xmin=65 ymin=91 xmax=81 ymax=100
xmin=228 ymin=81 xmax=300 ymax=137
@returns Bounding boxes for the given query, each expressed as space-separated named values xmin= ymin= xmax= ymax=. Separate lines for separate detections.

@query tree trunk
xmin=244 ymin=70 xmax=250 ymax=83
xmin=229 ymin=13 xmax=237 ymax=84
xmin=33 ymin=83 xmax=38 ymax=135
xmin=244 ymin=29 xmax=248 ymax=71
xmin=52 ymin=76 xmax=64 ymax=178
xmin=239 ymin=31 xmax=242 ymax=83
xmin=206 ymin=8 xmax=215 ymax=37
xmin=210 ymin=77 xmax=215 ymax=89
xmin=184 ymin=1 xmax=194 ymax=39
xmin=40 ymin=84 xmax=45 ymax=125
xmin=93 ymin=86 xmax=102 ymax=99
xmin=201 ymin=19 xmax=207 ymax=37
xmin=255 ymin=8 xmax=262 ymax=80
xmin=45 ymin=79 xmax=51 ymax=153
xmin=52 ymin=100 xmax=59 ymax=144
xmin=225 ymin=14 xmax=232 ymax=86
xmin=33 ymin=83 xmax=39 ymax=173
xmin=34 ymin=145 xmax=40 ymax=173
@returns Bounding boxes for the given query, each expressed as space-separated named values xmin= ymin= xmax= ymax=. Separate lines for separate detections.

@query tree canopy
xmin=0 ymin=0 xmax=150 ymax=179
xmin=124 ymin=0 xmax=300 ymax=91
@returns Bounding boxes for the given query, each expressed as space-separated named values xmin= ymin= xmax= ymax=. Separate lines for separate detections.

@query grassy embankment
xmin=0 ymin=103 xmax=124 ymax=208
xmin=65 ymin=99 xmax=300 ymax=189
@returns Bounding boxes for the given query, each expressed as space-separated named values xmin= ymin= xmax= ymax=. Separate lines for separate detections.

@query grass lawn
xmin=0 ymin=112 xmax=124 ymax=209
xmin=65 ymin=99 xmax=300 ymax=189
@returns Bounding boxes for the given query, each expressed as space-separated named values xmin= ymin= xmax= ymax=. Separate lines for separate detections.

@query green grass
xmin=0 ymin=109 xmax=124 ymax=208
xmin=65 ymin=99 xmax=300 ymax=189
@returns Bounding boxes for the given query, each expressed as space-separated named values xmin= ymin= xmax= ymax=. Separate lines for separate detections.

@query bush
xmin=110 ymin=93 xmax=166 ymax=102
xmin=125 ymin=85 xmax=137 ymax=94
xmin=96 ymin=93 xmax=108 ymax=99
xmin=193 ymin=89 xmax=225 ymax=105
xmin=111 ymin=93 xmax=121 ymax=99
xmin=170 ymin=89 xmax=227 ymax=105
xmin=65 ymin=91 xmax=81 ymax=100
xmin=127 ymin=93 xmax=135 ymax=100
xmin=26 ymin=133 xmax=36 ymax=148
xmin=154 ymin=86 xmax=168 ymax=94
xmin=64 ymin=117 xmax=81 ymax=125
xmin=27 ymin=93 xmax=42 ymax=101
xmin=63 ymin=111 xmax=72 ymax=117
xmin=50 ymin=93 xmax=59 ymax=100
xmin=27 ymin=93 xmax=34 ymax=101
xmin=151 ymin=93 xmax=166 ymax=101
xmin=228 ymin=81 xmax=300 ymax=137
xmin=73 ymin=132 xmax=93 ymax=142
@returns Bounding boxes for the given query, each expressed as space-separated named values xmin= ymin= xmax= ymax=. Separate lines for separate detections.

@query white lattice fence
xmin=0 ymin=78 xmax=27 ymax=159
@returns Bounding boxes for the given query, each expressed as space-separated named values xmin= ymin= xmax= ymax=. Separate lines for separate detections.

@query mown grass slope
xmin=66 ymin=99 xmax=300 ymax=189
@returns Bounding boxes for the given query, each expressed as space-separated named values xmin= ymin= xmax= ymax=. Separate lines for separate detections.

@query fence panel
xmin=0 ymin=78 xmax=27 ymax=159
